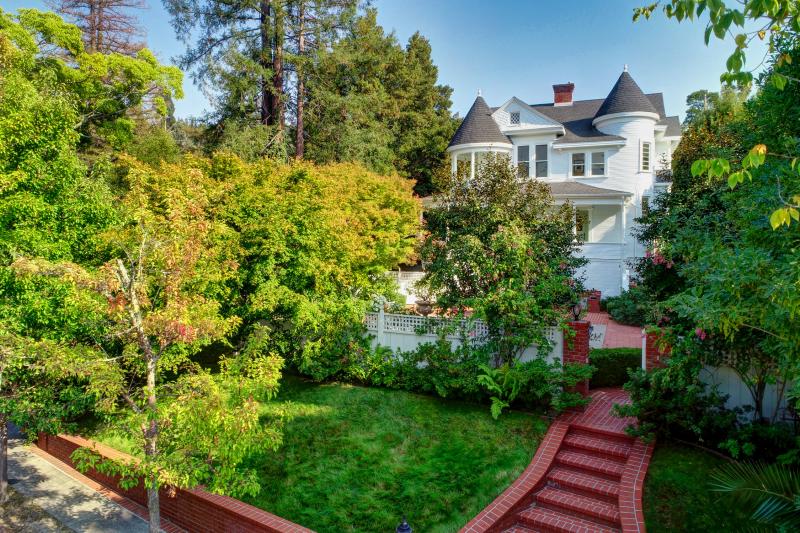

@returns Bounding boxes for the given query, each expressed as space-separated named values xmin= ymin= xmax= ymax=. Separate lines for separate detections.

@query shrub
xmin=615 ymin=351 xmax=738 ymax=444
xmin=602 ymin=286 xmax=652 ymax=326
xmin=589 ymin=348 xmax=641 ymax=388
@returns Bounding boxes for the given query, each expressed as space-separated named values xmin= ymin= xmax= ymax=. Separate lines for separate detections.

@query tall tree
xmin=48 ymin=0 xmax=147 ymax=54
xmin=305 ymin=10 xmax=457 ymax=194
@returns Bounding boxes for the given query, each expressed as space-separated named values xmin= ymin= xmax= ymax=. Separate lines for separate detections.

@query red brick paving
xmin=586 ymin=312 xmax=644 ymax=349
xmin=460 ymin=388 xmax=654 ymax=533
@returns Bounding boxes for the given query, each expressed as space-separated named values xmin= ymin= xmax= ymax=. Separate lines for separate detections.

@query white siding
xmin=590 ymin=206 xmax=620 ymax=243
xmin=577 ymin=259 xmax=622 ymax=297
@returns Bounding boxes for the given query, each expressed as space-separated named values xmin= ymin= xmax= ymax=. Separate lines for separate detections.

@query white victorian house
xmin=443 ymin=68 xmax=681 ymax=297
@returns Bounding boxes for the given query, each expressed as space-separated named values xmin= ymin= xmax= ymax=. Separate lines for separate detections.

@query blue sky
xmin=5 ymin=0 xmax=767 ymax=121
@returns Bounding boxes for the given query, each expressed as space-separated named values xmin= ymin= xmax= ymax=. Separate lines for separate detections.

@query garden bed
xmin=85 ymin=376 xmax=547 ymax=532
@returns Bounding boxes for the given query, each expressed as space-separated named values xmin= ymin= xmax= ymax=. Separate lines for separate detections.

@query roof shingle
xmin=448 ymin=96 xmax=511 ymax=148
xmin=595 ymin=71 xmax=659 ymax=118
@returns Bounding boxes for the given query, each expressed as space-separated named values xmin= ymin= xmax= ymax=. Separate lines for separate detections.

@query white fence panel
xmin=701 ymin=365 xmax=793 ymax=421
xmin=365 ymin=311 xmax=563 ymax=364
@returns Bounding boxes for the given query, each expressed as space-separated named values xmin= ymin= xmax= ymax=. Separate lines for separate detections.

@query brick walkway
xmin=461 ymin=388 xmax=653 ymax=533
xmin=586 ymin=312 xmax=643 ymax=349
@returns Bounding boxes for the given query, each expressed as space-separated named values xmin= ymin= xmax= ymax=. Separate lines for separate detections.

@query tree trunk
xmin=295 ymin=1 xmax=305 ymax=158
xmin=272 ymin=2 xmax=285 ymax=130
xmin=260 ymin=0 xmax=274 ymax=126
xmin=144 ymin=355 xmax=160 ymax=533
xmin=88 ymin=0 xmax=97 ymax=52
xmin=0 ymin=414 xmax=8 ymax=506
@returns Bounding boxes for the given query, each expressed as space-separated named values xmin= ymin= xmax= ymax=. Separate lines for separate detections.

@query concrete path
xmin=7 ymin=437 xmax=151 ymax=533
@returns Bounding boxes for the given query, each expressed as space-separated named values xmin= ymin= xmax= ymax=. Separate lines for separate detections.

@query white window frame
xmin=510 ymin=111 xmax=521 ymax=125
xmin=641 ymin=195 xmax=651 ymax=217
xmin=516 ymin=145 xmax=530 ymax=177
xmin=574 ymin=207 xmax=592 ymax=243
xmin=570 ymin=152 xmax=586 ymax=177
xmin=590 ymin=151 xmax=605 ymax=176
xmin=534 ymin=143 xmax=549 ymax=178
xmin=640 ymin=141 xmax=652 ymax=172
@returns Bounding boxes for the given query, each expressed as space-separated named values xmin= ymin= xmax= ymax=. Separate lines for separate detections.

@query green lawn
xmin=88 ymin=376 xmax=547 ymax=532
xmin=643 ymin=442 xmax=756 ymax=532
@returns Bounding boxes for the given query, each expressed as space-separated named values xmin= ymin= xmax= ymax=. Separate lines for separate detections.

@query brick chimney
xmin=553 ymin=82 xmax=575 ymax=106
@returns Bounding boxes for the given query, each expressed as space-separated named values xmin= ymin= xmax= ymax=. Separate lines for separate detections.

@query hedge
xmin=589 ymin=348 xmax=642 ymax=388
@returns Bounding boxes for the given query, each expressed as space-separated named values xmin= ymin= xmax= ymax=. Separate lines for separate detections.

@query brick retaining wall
xmin=36 ymin=434 xmax=312 ymax=533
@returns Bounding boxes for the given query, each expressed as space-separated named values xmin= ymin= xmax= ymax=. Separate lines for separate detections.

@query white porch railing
xmin=365 ymin=310 xmax=563 ymax=364
xmin=385 ymin=271 xmax=426 ymax=305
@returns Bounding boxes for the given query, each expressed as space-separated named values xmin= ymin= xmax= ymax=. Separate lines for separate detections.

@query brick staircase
xmin=504 ymin=425 xmax=634 ymax=532
xmin=461 ymin=389 xmax=653 ymax=533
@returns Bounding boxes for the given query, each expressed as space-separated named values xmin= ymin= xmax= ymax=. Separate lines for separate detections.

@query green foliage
xmin=477 ymin=359 xmax=592 ymax=418
xmin=211 ymin=154 xmax=420 ymax=380
xmin=589 ymin=348 xmax=642 ymax=388
xmin=421 ymin=153 xmax=584 ymax=365
xmin=711 ymin=461 xmax=800 ymax=531
xmin=602 ymin=287 xmax=652 ymax=327
xmin=615 ymin=343 xmax=738 ymax=444
xmin=126 ymin=125 xmax=181 ymax=167
xmin=0 ymin=8 xmax=182 ymax=154
xmin=213 ymin=121 xmax=288 ymax=163
xmin=306 ymin=9 xmax=457 ymax=194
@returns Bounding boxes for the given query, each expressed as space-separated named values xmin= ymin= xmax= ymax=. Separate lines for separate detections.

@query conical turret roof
xmin=595 ymin=71 xmax=659 ymax=119
xmin=448 ymin=96 xmax=510 ymax=148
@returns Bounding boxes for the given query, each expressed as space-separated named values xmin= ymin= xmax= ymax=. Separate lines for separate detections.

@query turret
xmin=447 ymin=93 xmax=512 ymax=178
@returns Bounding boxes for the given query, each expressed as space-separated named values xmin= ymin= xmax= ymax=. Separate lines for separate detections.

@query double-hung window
xmin=641 ymin=141 xmax=652 ymax=172
xmin=591 ymin=152 xmax=605 ymax=176
xmin=535 ymin=144 xmax=548 ymax=177
xmin=517 ymin=145 xmax=530 ymax=177
xmin=571 ymin=153 xmax=586 ymax=177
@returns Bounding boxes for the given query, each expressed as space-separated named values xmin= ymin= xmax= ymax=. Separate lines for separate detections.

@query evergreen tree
xmin=305 ymin=9 xmax=456 ymax=194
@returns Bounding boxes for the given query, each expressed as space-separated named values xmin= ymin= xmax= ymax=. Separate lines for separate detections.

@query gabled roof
xmin=594 ymin=71 xmax=659 ymax=118
xmin=549 ymin=181 xmax=632 ymax=197
xmin=660 ymin=115 xmax=681 ymax=137
xmin=532 ymin=99 xmax=625 ymax=145
xmin=448 ymin=96 xmax=511 ymax=148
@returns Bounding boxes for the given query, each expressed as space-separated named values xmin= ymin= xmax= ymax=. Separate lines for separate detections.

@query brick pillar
xmin=587 ymin=290 xmax=601 ymax=313
xmin=564 ymin=320 xmax=590 ymax=396
xmin=644 ymin=331 xmax=671 ymax=371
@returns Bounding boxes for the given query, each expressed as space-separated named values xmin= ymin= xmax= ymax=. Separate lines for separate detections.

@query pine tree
xmin=48 ymin=0 xmax=146 ymax=54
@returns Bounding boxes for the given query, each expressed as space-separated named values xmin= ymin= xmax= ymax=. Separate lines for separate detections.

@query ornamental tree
xmin=420 ymin=154 xmax=584 ymax=365
xmin=12 ymin=157 xmax=283 ymax=533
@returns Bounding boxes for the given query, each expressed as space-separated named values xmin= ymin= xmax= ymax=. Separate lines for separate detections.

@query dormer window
xmin=510 ymin=111 xmax=521 ymax=125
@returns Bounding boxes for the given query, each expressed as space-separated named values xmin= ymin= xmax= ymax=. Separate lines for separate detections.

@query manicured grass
xmin=643 ymin=441 xmax=756 ymax=532
xmin=88 ymin=376 xmax=547 ymax=532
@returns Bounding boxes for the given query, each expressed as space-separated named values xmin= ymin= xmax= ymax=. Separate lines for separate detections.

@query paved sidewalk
xmin=587 ymin=311 xmax=643 ymax=348
xmin=8 ymin=437 xmax=151 ymax=533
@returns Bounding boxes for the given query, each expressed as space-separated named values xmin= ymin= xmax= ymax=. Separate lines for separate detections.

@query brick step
xmin=555 ymin=450 xmax=625 ymax=479
xmin=569 ymin=423 xmax=635 ymax=443
xmin=518 ymin=507 xmax=620 ymax=533
xmin=535 ymin=487 xmax=621 ymax=525
xmin=563 ymin=432 xmax=632 ymax=460
xmin=546 ymin=467 xmax=620 ymax=500
xmin=501 ymin=526 xmax=539 ymax=533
